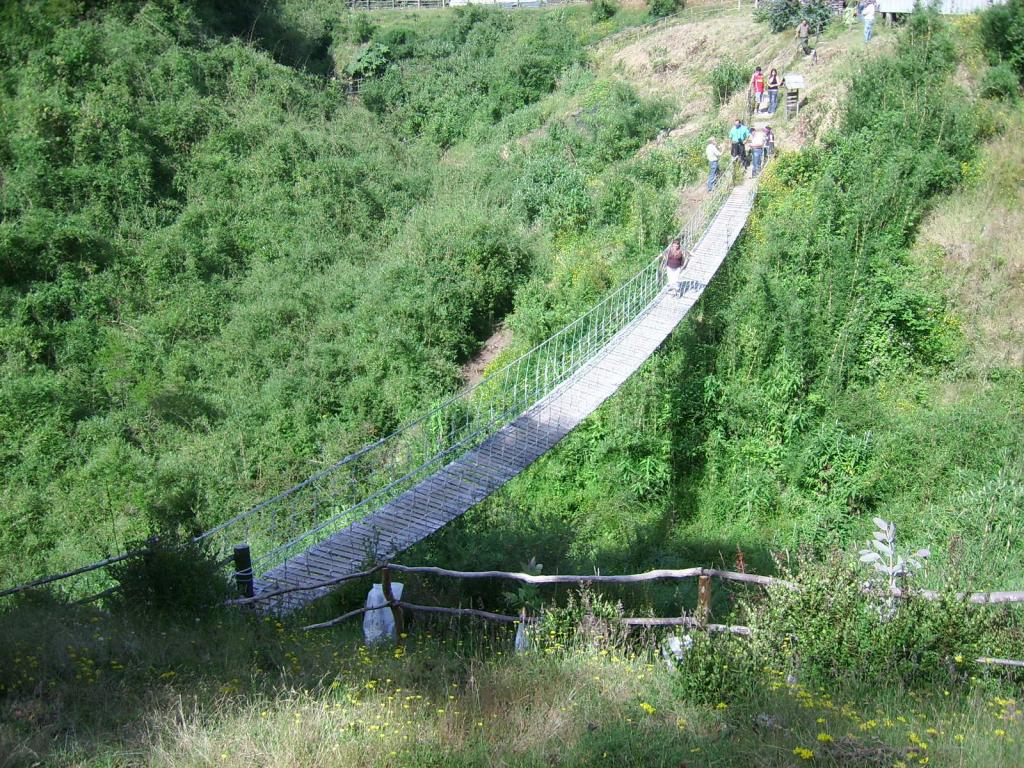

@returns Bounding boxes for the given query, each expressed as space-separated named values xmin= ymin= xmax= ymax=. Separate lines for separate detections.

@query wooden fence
xmin=242 ymin=562 xmax=1022 ymax=669
xmin=228 ymin=562 xmax=1024 ymax=646
xmin=297 ymin=564 xmax=764 ymax=635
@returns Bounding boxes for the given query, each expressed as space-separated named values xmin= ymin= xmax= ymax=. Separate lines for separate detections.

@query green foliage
xmin=345 ymin=42 xmax=391 ymax=78
xmin=979 ymin=0 xmax=1024 ymax=83
xmin=708 ymin=57 xmax=746 ymax=107
xmin=592 ymin=0 xmax=620 ymax=22
xmin=360 ymin=10 xmax=585 ymax=148
xmin=754 ymin=0 xmax=832 ymax=35
xmin=108 ymin=539 xmax=231 ymax=616
xmin=537 ymin=586 xmax=626 ymax=648
xmin=419 ymin=8 xmax=1024 ymax=608
xmin=648 ymin=0 xmax=684 ymax=20
xmin=668 ymin=633 xmax=759 ymax=705
xmin=747 ymin=559 xmax=997 ymax=688
xmin=350 ymin=12 xmax=378 ymax=44
xmin=981 ymin=62 xmax=1021 ymax=100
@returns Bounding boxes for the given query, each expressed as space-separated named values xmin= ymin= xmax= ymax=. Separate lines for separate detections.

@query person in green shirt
xmin=729 ymin=119 xmax=750 ymax=168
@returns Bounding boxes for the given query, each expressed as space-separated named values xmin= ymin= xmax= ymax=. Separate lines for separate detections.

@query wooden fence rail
xmin=234 ymin=561 xmax=1024 ymax=610
xmin=301 ymin=565 xmax=1024 ymax=672
xmin=302 ymin=597 xmax=752 ymax=636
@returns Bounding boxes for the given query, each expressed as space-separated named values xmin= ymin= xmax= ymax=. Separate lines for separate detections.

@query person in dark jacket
xmin=661 ymin=237 xmax=689 ymax=297
xmin=766 ymin=68 xmax=784 ymax=115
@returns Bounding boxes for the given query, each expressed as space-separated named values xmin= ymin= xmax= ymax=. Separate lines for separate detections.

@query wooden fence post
xmin=381 ymin=566 xmax=405 ymax=643
xmin=697 ymin=573 xmax=712 ymax=629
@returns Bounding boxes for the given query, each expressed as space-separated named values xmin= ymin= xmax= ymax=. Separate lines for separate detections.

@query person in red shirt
xmin=749 ymin=66 xmax=766 ymax=112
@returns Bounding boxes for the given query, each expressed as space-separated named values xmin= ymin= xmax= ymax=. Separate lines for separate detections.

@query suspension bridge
xmin=1 ymin=168 xmax=760 ymax=613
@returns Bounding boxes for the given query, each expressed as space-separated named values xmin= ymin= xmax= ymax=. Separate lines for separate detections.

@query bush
xmin=648 ymin=0 xmax=683 ymax=21
xmin=108 ymin=539 xmax=231 ymax=617
xmin=345 ymin=42 xmax=391 ymax=78
xmin=981 ymin=61 xmax=1021 ymax=100
xmin=708 ymin=57 xmax=746 ymax=107
xmin=592 ymin=0 xmax=619 ymax=22
xmin=979 ymin=0 xmax=1024 ymax=83
xmin=669 ymin=633 xmax=760 ymax=705
xmin=754 ymin=0 xmax=832 ymax=35
xmin=349 ymin=12 xmax=377 ymax=44
xmin=746 ymin=559 xmax=996 ymax=688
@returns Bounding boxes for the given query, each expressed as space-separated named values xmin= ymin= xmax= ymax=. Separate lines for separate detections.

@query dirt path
xmin=461 ymin=325 xmax=513 ymax=387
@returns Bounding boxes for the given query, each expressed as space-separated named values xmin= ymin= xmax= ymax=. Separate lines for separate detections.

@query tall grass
xmin=0 ymin=599 xmax=1020 ymax=767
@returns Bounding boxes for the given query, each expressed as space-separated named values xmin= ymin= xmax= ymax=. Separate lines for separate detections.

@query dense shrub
xmin=981 ymin=61 xmax=1021 ymax=100
xmin=979 ymin=0 xmax=1024 ymax=83
xmin=708 ymin=57 xmax=746 ymax=106
xmin=108 ymin=539 xmax=231 ymax=616
xmin=592 ymin=0 xmax=620 ymax=21
xmin=754 ymin=0 xmax=832 ymax=35
xmin=747 ymin=560 xmax=996 ymax=688
xmin=648 ymin=0 xmax=684 ymax=20
xmin=669 ymin=633 xmax=760 ymax=705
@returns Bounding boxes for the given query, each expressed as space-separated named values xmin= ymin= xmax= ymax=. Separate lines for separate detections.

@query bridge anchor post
xmin=233 ymin=544 xmax=254 ymax=598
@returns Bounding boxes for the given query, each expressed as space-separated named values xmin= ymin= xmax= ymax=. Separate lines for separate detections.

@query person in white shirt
xmin=706 ymin=137 xmax=722 ymax=191
xmin=748 ymin=127 xmax=767 ymax=177
xmin=863 ymin=0 xmax=876 ymax=43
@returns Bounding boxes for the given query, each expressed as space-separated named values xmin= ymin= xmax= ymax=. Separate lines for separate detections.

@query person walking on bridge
xmin=706 ymin=136 xmax=722 ymax=192
xmin=749 ymin=125 xmax=767 ymax=177
xmin=661 ymin=237 xmax=688 ymax=298
xmin=729 ymin=118 xmax=750 ymax=168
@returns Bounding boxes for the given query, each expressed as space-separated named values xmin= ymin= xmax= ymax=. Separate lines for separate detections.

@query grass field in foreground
xmin=1 ymin=603 xmax=1021 ymax=767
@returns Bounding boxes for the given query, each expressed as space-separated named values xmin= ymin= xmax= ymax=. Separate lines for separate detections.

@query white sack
xmin=362 ymin=582 xmax=404 ymax=646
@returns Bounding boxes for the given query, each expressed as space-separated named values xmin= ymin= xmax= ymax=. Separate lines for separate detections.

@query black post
xmin=233 ymin=544 xmax=254 ymax=598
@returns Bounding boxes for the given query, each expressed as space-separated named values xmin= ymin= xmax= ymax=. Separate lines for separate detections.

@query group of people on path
xmin=704 ymin=117 xmax=774 ymax=190
xmin=660 ymin=113 xmax=777 ymax=295
xmin=660 ymin=0 xmax=883 ymax=296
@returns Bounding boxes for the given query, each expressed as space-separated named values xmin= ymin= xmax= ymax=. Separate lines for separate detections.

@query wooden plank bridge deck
xmin=255 ymin=180 xmax=755 ymax=611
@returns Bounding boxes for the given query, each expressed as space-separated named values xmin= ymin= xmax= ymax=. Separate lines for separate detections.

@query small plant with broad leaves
xmin=858 ymin=517 xmax=930 ymax=593
xmin=502 ymin=557 xmax=544 ymax=613
xmin=858 ymin=517 xmax=930 ymax=619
